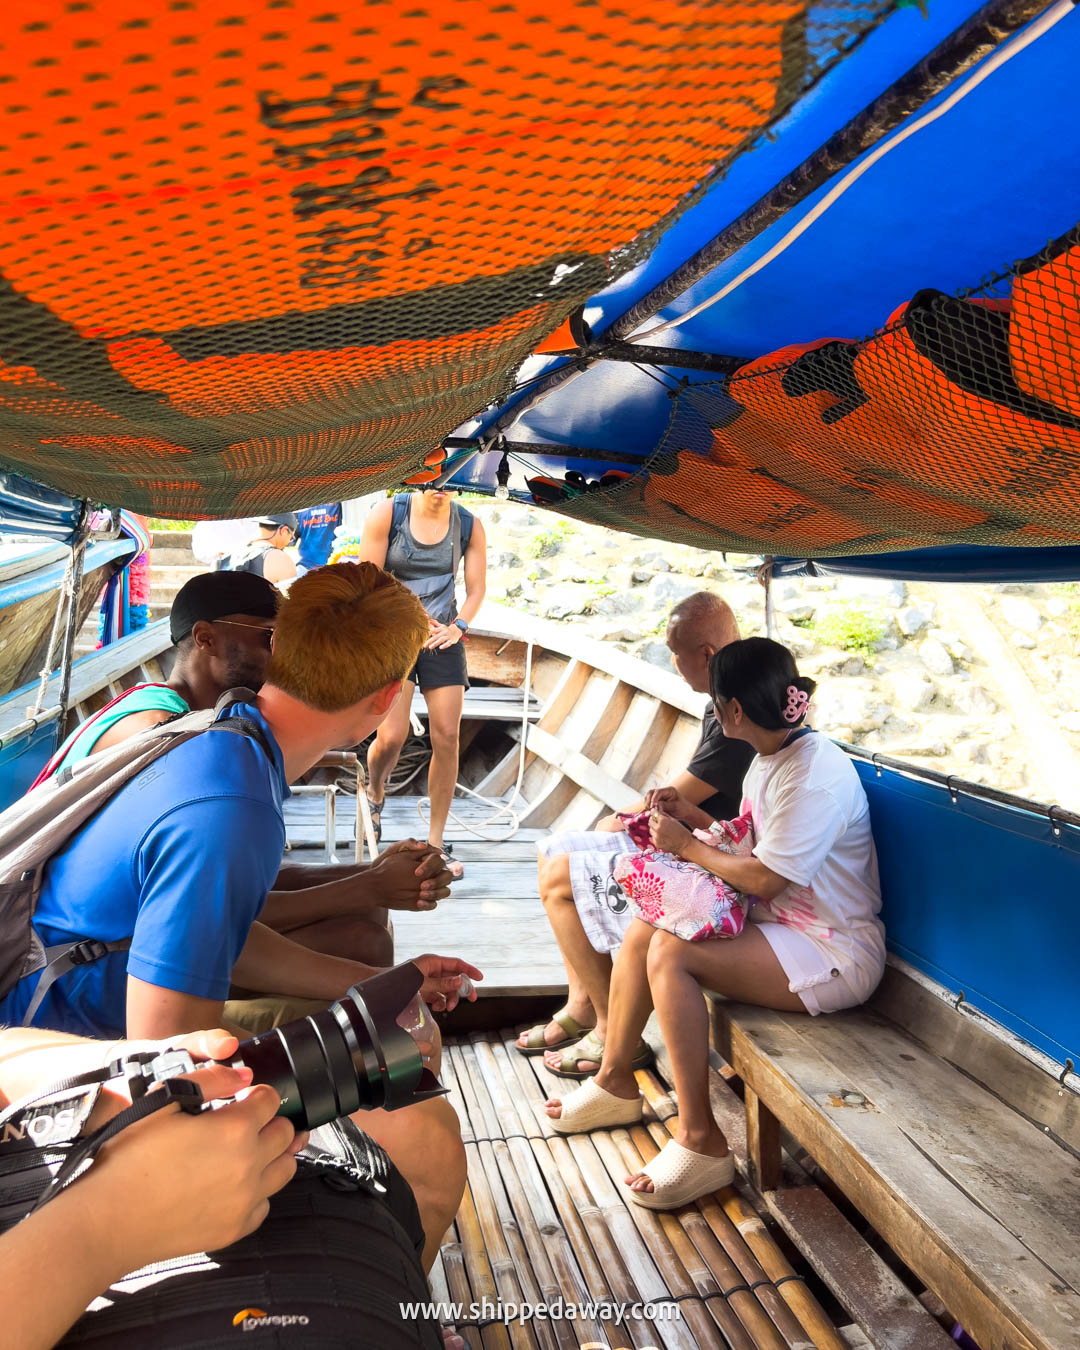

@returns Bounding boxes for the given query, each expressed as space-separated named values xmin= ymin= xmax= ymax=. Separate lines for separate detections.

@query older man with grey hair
xmin=517 ymin=591 xmax=755 ymax=1076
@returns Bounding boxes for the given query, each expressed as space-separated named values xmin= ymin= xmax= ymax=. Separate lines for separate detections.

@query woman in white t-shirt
xmin=545 ymin=637 xmax=884 ymax=1209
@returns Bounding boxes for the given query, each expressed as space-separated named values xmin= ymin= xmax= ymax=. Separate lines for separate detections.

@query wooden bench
xmin=707 ymin=960 xmax=1080 ymax=1350
xmin=409 ymin=683 xmax=541 ymax=723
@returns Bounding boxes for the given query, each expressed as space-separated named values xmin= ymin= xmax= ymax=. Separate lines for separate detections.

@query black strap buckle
xmin=68 ymin=939 xmax=110 ymax=966
xmin=156 ymin=1077 xmax=205 ymax=1115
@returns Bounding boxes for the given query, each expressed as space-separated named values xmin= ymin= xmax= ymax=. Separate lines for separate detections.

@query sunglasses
xmin=214 ymin=619 xmax=275 ymax=649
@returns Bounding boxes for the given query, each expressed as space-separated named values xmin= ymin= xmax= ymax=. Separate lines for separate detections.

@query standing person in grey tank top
xmin=356 ymin=488 xmax=487 ymax=864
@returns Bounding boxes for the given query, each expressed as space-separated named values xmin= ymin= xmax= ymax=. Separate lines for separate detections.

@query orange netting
xmin=0 ymin=0 xmax=890 ymax=516
xmin=549 ymin=227 xmax=1080 ymax=556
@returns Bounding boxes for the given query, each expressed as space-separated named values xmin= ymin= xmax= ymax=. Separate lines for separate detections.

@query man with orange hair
xmin=0 ymin=563 xmax=477 ymax=1266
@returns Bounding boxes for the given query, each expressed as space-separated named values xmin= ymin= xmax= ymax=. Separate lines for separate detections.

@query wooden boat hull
xmin=0 ymin=538 xmax=136 ymax=700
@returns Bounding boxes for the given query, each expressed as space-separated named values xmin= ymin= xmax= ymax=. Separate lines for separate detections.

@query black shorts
xmin=55 ymin=1122 xmax=442 ymax=1349
xmin=408 ymin=639 xmax=468 ymax=690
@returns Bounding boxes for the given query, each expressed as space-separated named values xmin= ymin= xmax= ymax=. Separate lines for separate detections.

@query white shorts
xmin=537 ymin=829 xmax=636 ymax=955
xmin=754 ymin=920 xmax=884 ymax=1015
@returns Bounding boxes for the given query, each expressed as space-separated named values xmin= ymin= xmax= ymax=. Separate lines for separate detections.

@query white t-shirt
xmin=743 ymin=731 xmax=884 ymax=981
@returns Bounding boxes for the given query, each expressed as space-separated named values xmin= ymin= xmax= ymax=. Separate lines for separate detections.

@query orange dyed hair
xmin=268 ymin=563 xmax=427 ymax=712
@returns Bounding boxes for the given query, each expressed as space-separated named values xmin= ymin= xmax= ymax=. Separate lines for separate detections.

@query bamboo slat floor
xmin=433 ymin=1028 xmax=850 ymax=1350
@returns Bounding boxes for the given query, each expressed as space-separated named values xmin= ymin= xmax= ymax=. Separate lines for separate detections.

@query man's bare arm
xmin=594 ymin=771 xmax=720 ymax=832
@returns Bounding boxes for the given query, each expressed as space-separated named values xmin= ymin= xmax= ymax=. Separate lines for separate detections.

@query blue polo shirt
xmin=296 ymin=502 xmax=342 ymax=571
xmin=0 ymin=702 xmax=288 ymax=1038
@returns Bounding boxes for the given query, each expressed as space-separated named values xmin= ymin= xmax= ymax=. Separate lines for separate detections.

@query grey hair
xmin=668 ymin=590 xmax=739 ymax=646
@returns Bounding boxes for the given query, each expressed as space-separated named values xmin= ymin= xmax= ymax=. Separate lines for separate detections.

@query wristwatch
xmin=454 ymin=618 xmax=469 ymax=633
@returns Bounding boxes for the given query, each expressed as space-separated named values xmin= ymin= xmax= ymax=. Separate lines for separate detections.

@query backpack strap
xmin=21 ymin=936 xmax=133 ymax=1027
xmin=389 ymin=493 xmax=409 ymax=546
xmin=20 ymin=693 xmax=272 ymax=1027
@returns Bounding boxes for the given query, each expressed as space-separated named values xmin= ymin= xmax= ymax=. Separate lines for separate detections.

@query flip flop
xmin=515 ymin=1006 xmax=589 ymax=1057
xmin=547 ymin=1029 xmax=654 ymax=1080
xmin=626 ymin=1139 xmax=735 ymax=1210
xmin=548 ymin=1077 xmax=643 ymax=1135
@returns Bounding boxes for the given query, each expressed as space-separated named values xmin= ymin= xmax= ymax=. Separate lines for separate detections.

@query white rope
xmin=627 ymin=0 xmax=1074 ymax=344
xmin=28 ymin=538 xmax=87 ymax=718
xmin=415 ymin=638 xmax=535 ymax=843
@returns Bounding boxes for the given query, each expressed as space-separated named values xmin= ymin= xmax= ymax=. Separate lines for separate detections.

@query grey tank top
xmin=384 ymin=498 xmax=461 ymax=624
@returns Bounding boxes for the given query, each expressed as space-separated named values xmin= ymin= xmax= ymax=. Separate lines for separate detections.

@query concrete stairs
xmin=74 ymin=530 xmax=200 ymax=656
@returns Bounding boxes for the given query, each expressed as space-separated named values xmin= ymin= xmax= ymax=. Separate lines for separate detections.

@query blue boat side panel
xmin=0 ymin=720 xmax=58 ymax=811
xmin=771 ymin=546 xmax=1080 ymax=582
xmin=855 ymin=760 xmax=1080 ymax=1066
xmin=0 ymin=539 xmax=135 ymax=611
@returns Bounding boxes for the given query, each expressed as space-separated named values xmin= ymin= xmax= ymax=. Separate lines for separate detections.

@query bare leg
xmin=534 ymin=854 xmax=613 ymax=1069
xmin=516 ymin=854 xmax=596 ymax=1052
xmin=544 ymin=918 xmax=655 ymax=1119
xmin=367 ymin=677 xmax=415 ymax=806
xmin=274 ymin=911 xmax=393 ymax=968
xmin=355 ymin=1024 xmax=465 ymax=1270
xmin=625 ymin=925 xmax=801 ymax=1193
xmin=421 ymin=683 xmax=464 ymax=850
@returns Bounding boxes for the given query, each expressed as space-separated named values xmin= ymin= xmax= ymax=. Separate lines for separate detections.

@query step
xmin=149 ymin=565 xmax=202 ymax=588
xmin=151 ymin=531 xmax=193 ymax=551
xmin=149 ymin=545 xmax=199 ymax=565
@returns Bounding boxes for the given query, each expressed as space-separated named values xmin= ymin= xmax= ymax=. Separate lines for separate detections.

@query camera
xmin=231 ymin=961 xmax=448 ymax=1128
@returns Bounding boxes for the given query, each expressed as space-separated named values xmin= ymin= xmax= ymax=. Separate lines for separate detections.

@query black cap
xmin=170 ymin=571 xmax=280 ymax=644
xmin=256 ymin=511 xmax=299 ymax=531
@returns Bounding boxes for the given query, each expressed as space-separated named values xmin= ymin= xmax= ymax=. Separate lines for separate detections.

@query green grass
xmin=524 ymin=519 xmax=574 ymax=559
xmin=809 ymin=605 xmax=887 ymax=663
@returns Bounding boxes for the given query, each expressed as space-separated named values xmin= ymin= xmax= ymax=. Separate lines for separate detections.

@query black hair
xmin=709 ymin=637 xmax=817 ymax=730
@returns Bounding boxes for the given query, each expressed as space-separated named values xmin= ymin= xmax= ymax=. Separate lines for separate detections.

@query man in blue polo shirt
xmin=295 ymin=501 xmax=342 ymax=575
xmin=0 ymin=563 xmax=478 ymax=1041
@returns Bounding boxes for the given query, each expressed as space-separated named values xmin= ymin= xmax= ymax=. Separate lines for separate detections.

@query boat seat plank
xmin=436 ymin=1029 xmax=853 ymax=1349
xmin=710 ymin=996 xmax=1080 ymax=1350
xmin=410 ymin=685 xmax=542 ymax=724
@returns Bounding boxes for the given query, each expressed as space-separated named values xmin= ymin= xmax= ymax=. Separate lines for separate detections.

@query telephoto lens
xmin=232 ymin=961 xmax=448 ymax=1129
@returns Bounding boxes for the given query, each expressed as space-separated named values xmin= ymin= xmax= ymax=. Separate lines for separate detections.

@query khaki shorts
xmin=225 ymin=994 xmax=330 ymax=1035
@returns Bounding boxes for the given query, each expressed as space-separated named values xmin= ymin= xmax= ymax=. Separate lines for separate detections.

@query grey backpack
xmin=0 ymin=689 xmax=271 ymax=1024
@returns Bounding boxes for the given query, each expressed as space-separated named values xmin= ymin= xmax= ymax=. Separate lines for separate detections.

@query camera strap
xmin=0 ymin=1054 xmax=204 ymax=1216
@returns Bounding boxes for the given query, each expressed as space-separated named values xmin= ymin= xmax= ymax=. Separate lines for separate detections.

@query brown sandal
xmin=515 ymin=1006 xmax=589 ymax=1057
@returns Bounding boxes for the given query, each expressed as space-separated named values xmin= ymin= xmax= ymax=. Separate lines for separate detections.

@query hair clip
xmin=782 ymin=685 xmax=809 ymax=723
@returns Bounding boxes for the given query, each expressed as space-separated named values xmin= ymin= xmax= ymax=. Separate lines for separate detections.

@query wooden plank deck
xmin=283 ymin=794 xmax=566 ymax=996
xmin=435 ymin=1028 xmax=851 ymax=1350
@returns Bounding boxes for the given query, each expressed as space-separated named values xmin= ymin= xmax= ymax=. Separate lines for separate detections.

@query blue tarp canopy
xmin=443 ymin=0 xmax=1080 ymax=582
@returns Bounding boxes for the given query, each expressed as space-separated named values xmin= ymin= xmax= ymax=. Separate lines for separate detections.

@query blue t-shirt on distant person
xmin=296 ymin=503 xmax=342 ymax=572
xmin=0 ymin=702 xmax=289 ymax=1038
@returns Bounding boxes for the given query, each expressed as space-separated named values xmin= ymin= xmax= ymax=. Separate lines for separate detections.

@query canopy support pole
xmin=56 ymin=502 xmax=91 ymax=740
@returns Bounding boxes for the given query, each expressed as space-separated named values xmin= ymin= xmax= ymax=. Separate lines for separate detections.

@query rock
xmin=918 ymin=638 xmax=954 ymax=677
xmin=950 ymin=682 xmax=997 ymax=716
xmin=949 ymin=640 xmax=974 ymax=663
xmin=504 ymin=581 xmax=522 ymax=599
xmin=999 ymin=596 xmax=1043 ymax=633
xmin=836 ymin=577 xmax=907 ymax=607
xmin=599 ymin=624 xmax=642 ymax=643
xmin=873 ymin=635 xmax=900 ymax=652
xmin=561 ymin=564 xmax=594 ymax=583
xmin=1061 ymin=711 xmax=1080 ymax=733
xmin=814 ymin=687 xmax=889 ymax=734
xmin=1047 ymin=596 xmax=1069 ymax=619
xmin=639 ymin=641 xmax=674 ymax=671
xmin=540 ymin=585 xmax=589 ymax=620
xmin=591 ymin=591 xmax=644 ymax=617
xmin=492 ymin=550 xmax=521 ymax=569
xmin=804 ymin=578 xmax=838 ymax=592
xmin=602 ymin=536 xmax=622 ymax=549
xmin=897 ymin=604 xmax=935 ymax=636
xmin=703 ymin=562 xmax=728 ymax=579
xmin=965 ymin=742 xmax=992 ymax=765
xmin=785 ymin=634 xmax=818 ymax=659
xmin=782 ymin=603 xmax=816 ymax=624
xmin=1010 ymin=632 xmax=1037 ymax=650
xmin=631 ymin=569 xmax=653 ymax=584
xmin=888 ymin=671 xmax=937 ymax=712
xmin=645 ymin=574 xmax=705 ymax=610
xmin=633 ymin=552 xmax=671 ymax=571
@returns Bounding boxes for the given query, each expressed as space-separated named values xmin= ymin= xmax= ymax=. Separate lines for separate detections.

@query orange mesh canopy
xmin=0 ymin=0 xmax=884 ymax=516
